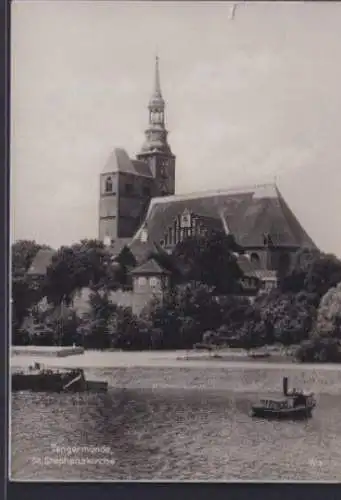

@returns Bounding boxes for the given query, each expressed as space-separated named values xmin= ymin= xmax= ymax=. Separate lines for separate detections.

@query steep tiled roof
xmin=131 ymin=183 xmax=316 ymax=250
xmin=130 ymin=258 xmax=170 ymax=275
xmin=27 ymin=249 xmax=56 ymax=276
xmin=102 ymin=148 xmax=153 ymax=178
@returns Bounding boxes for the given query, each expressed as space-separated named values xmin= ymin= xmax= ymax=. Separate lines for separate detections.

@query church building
xmin=99 ymin=57 xmax=317 ymax=277
xmin=28 ymin=56 xmax=317 ymax=314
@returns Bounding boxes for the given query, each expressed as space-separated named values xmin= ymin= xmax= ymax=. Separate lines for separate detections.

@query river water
xmin=10 ymin=378 xmax=341 ymax=481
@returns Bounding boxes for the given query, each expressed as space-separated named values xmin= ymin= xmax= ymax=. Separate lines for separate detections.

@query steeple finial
xmin=154 ymin=54 xmax=162 ymax=96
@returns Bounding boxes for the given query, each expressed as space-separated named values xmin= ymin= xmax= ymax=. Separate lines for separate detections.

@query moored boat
xmin=251 ymin=377 xmax=316 ymax=420
xmin=12 ymin=363 xmax=108 ymax=393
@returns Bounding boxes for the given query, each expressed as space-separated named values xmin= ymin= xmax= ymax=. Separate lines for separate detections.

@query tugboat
xmin=12 ymin=362 xmax=108 ymax=393
xmin=251 ymin=377 xmax=316 ymax=420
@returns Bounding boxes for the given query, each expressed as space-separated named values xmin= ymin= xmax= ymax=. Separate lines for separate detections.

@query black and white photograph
xmin=10 ymin=1 xmax=341 ymax=482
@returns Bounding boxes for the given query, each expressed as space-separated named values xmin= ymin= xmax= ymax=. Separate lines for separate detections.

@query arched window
xmin=250 ymin=253 xmax=260 ymax=266
xmin=105 ymin=176 xmax=113 ymax=193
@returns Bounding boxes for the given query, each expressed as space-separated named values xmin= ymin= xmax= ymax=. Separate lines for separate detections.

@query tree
xmin=12 ymin=240 xmax=51 ymax=277
xmin=305 ymin=254 xmax=341 ymax=298
xmin=281 ymin=248 xmax=341 ymax=299
xmin=145 ymin=282 xmax=222 ymax=349
xmin=11 ymin=240 xmax=52 ymax=329
xmin=44 ymin=239 xmax=122 ymax=306
xmin=76 ymin=290 xmax=146 ymax=349
xmin=77 ymin=290 xmax=118 ymax=348
xmin=314 ymin=282 xmax=341 ymax=339
xmin=172 ymin=231 xmax=244 ymax=294
xmin=251 ymin=290 xmax=315 ymax=346
xmin=296 ymin=337 xmax=341 ymax=363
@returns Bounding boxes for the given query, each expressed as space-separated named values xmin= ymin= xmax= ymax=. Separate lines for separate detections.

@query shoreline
xmin=10 ymin=348 xmax=341 ymax=371
xmin=10 ymin=349 xmax=341 ymax=394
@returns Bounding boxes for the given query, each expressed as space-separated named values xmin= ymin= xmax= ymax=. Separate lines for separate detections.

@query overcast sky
xmin=11 ymin=1 xmax=341 ymax=256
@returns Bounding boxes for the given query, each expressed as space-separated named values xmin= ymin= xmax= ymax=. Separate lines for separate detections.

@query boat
xmin=12 ymin=362 xmax=108 ymax=393
xmin=251 ymin=376 xmax=316 ymax=420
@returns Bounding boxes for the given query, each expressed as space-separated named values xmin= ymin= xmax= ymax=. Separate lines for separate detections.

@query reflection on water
xmin=10 ymin=388 xmax=340 ymax=481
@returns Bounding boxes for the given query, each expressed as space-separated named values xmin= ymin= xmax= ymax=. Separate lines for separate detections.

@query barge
xmin=12 ymin=363 xmax=108 ymax=393
xmin=251 ymin=376 xmax=316 ymax=420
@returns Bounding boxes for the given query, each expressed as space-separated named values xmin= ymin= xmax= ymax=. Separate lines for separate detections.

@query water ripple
xmin=10 ymin=385 xmax=341 ymax=481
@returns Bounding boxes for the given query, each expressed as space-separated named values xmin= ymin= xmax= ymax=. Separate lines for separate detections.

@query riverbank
xmin=9 ymin=348 xmax=341 ymax=395
xmin=11 ymin=345 xmax=84 ymax=357
xmin=10 ymin=347 xmax=341 ymax=371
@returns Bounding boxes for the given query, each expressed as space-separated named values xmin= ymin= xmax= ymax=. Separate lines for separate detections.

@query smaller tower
xmin=137 ymin=56 xmax=176 ymax=197
xmin=131 ymin=258 xmax=171 ymax=315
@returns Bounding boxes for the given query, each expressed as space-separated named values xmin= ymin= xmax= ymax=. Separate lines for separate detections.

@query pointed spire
xmin=139 ymin=55 xmax=172 ymax=155
xmin=149 ymin=55 xmax=164 ymax=108
xmin=154 ymin=55 xmax=162 ymax=97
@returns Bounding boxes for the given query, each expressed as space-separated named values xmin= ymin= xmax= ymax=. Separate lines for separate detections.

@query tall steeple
xmin=139 ymin=56 xmax=172 ymax=155
xmin=137 ymin=56 xmax=176 ymax=198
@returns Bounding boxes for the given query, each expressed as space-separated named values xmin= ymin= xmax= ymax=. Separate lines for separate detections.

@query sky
xmin=11 ymin=1 xmax=341 ymax=256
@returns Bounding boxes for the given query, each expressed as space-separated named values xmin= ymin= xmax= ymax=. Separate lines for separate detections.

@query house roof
xmin=102 ymin=148 xmax=153 ymax=178
xmin=127 ymin=239 xmax=160 ymax=265
xmin=130 ymin=183 xmax=316 ymax=250
xmin=130 ymin=257 xmax=170 ymax=276
xmin=27 ymin=249 xmax=56 ymax=276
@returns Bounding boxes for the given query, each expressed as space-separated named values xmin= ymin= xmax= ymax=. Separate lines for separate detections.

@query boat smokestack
xmin=283 ymin=377 xmax=288 ymax=396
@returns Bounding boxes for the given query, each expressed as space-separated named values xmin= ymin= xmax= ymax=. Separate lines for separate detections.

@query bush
xmin=296 ymin=337 xmax=341 ymax=363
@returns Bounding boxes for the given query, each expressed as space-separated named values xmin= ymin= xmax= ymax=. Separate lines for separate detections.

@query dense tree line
xmin=11 ymin=234 xmax=341 ymax=362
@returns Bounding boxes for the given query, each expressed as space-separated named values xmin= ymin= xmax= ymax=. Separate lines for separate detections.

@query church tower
xmin=137 ymin=56 xmax=176 ymax=197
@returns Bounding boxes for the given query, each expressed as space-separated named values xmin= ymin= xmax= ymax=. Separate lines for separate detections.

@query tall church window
xmin=105 ymin=176 xmax=113 ymax=193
